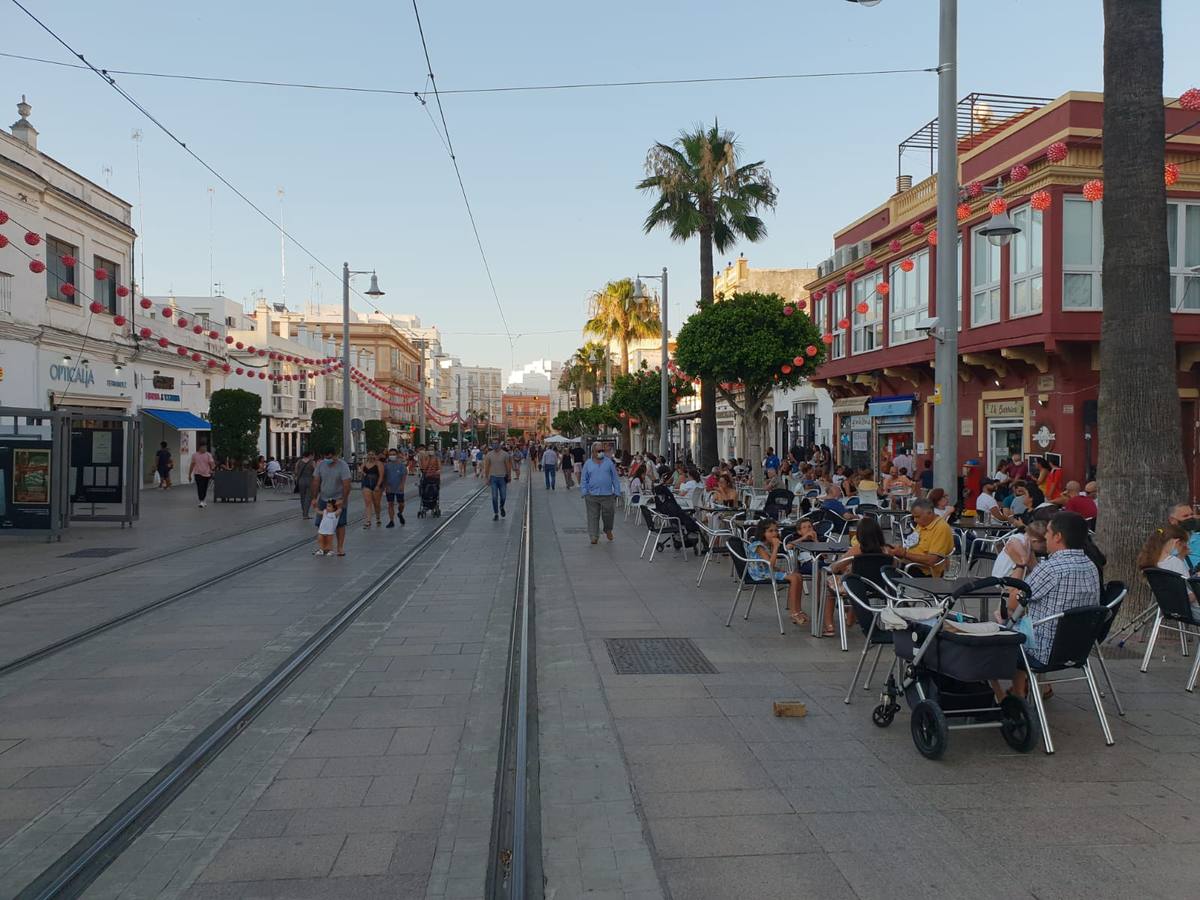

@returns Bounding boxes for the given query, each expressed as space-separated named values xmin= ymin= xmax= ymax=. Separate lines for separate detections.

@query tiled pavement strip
xmin=534 ymin=484 xmax=1200 ymax=900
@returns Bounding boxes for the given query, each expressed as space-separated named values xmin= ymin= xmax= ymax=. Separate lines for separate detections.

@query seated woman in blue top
xmin=746 ymin=518 xmax=808 ymax=627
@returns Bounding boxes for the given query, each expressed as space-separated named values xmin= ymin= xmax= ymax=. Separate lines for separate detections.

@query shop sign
xmin=1033 ymin=423 xmax=1056 ymax=449
xmin=844 ymin=415 xmax=871 ymax=430
xmin=984 ymin=399 xmax=1024 ymax=418
xmin=1037 ymin=375 xmax=1056 ymax=392
xmin=852 ymin=431 xmax=869 ymax=451
xmin=143 ymin=390 xmax=182 ymax=404
xmin=45 ymin=357 xmax=129 ymax=397
xmin=961 ymin=419 xmax=974 ymax=437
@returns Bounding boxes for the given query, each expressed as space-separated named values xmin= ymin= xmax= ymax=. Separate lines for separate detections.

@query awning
xmin=832 ymin=396 xmax=868 ymax=414
xmin=142 ymin=408 xmax=211 ymax=430
xmin=868 ymin=395 xmax=915 ymax=418
xmin=669 ymin=409 xmax=704 ymax=421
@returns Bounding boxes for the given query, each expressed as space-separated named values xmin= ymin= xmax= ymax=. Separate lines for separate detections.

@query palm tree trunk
xmin=698 ymin=226 xmax=718 ymax=468
xmin=618 ymin=339 xmax=632 ymax=455
xmin=1098 ymin=0 xmax=1185 ymax=625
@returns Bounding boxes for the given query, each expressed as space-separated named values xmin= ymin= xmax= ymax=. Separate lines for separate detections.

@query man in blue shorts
xmin=311 ymin=447 xmax=352 ymax=556
xmin=383 ymin=448 xmax=407 ymax=528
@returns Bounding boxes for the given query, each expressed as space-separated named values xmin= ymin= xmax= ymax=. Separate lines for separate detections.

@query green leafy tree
xmin=208 ymin=389 xmax=261 ymax=466
xmin=309 ymin=407 xmax=343 ymax=456
xmin=363 ymin=419 xmax=389 ymax=453
xmin=608 ymin=363 xmax=695 ymax=448
xmin=638 ymin=121 xmax=779 ymax=467
xmin=674 ymin=291 xmax=823 ymax=484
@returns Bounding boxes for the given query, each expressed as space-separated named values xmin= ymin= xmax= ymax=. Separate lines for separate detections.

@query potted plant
xmin=209 ymin=388 xmax=262 ymax=502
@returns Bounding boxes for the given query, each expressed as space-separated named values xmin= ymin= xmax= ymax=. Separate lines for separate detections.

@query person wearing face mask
xmin=1167 ymin=503 xmax=1200 ymax=569
xmin=383 ymin=448 xmax=407 ymax=528
xmin=482 ymin=440 xmax=513 ymax=521
xmin=1138 ymin=524 xmax=1190 ymax=576
xmin=580 ymin=441 xmax=621 ymax=544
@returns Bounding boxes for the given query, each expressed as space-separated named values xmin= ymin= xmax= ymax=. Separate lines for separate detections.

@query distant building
xmin=501 ymin=392 xmax=550 ymax=438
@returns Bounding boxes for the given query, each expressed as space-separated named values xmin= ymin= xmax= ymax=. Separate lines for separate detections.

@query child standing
xmin=315 ymin=498 xmax=340 ymax=556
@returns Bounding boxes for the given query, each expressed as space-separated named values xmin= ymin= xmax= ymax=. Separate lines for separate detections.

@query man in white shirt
xmin=541 ymin=447 xmax=559 ymax=490
xmin=892 ymin=447 xmax=913 ymax=475
xmin=975 ymin=478 xmax=1000 ymax=521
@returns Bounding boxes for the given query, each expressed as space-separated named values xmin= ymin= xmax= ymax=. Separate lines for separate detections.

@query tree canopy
xmin=608 ymin=362 xmax=695 ymax=432
xmin=208 ymin=389 xmax=261 ymax=466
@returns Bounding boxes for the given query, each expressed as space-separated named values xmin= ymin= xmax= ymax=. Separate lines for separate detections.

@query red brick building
xmin=807 ymin=91 xmax=1200 ymax=497
xmin=501 ymin=392 xmax=550 ymax=438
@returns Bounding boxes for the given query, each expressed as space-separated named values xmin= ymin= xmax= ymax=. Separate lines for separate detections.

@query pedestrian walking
xmin=155 ymin=441 xmax=173 ymax=489
xmin=294 ymin=450 xmax=315 ymax=518
xmin=188 ymin=441 xmax=215 ymax=507
xmin=561 ymin=447 xmax=575 ymax=489
xmin=314 ymin=497 xmax=342 ymax=556
xmin=482 ymin=440 xmax=513 ymax=521
xmin=511 ymin=445 xmax=523 ymax=480
xmin=541 ymin=446 xmax=559 ymax=490
xmin=571 ymin=443 xmax=585 ymax=487
xmin=311 ymin=447 xmax=352 ymax=556
xmin=360 ymin=451 xmax=384 ymax=528
xmin=581 ymin=442 xmax=620 ymax=544
xmin=383 ymin=448 xmax=407 ymax=527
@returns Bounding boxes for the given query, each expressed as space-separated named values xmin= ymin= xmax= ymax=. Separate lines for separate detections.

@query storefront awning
xmin=868 ymin=395 xmax=915 ymax=418
xmin=832 ymin=396 xmax=868 ymax=414
xmin=668 ymin=409 xmax=703 ymax=421
xmin=142 ymin=408 xmax=211 ymax=430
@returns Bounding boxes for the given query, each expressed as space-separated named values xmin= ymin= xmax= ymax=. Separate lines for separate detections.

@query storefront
xmin=981 ymin=396 xmax=1028 ymax=474
xmin=869 ymin=395 xmax=916 ymax=472
xmin=41 ymin=353 xmax=133 ymax=415
xmin=833 ymin=396 xmax=869 ymax=469
xmin=141 ymin=408 xmax=211 ymax=485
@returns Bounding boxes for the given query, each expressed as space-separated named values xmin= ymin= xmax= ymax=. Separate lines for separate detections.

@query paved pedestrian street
xmin=1 ymin=474 xmax=1199 ymax=898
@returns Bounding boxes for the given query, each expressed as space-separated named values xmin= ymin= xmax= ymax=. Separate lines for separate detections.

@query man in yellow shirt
xmin=888 ymin=498 xmax=954 ymax=575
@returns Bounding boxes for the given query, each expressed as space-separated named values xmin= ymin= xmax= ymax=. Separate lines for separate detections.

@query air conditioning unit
xmin=816 ymin=258 xmax=834 ymax=278
xmin=834 ymin=246 xmax=852 ymax=270
xmin=855 ymin=239 xmax=872 ymax=259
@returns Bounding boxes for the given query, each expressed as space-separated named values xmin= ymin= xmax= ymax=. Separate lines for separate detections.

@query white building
xmin=438 ymin=357 xmax=502 ymax=430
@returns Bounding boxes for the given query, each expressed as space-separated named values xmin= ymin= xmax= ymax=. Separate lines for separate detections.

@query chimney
xmin=895 ymin=174 xmax=913 ymax=194
xmin=11 ymin=95 xmax=37 ymax=149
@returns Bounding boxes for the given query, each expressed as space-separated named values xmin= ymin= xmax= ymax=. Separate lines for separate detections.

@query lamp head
xmin=980 ymin=211 xmax=1020 ymax=248
xmin=631 ymin=277 xmax=647 ymax=301
xmin=845 ymin=0 xmax=882 ymax=5
xmin=365 ymin=271 xmax=385 ymax=298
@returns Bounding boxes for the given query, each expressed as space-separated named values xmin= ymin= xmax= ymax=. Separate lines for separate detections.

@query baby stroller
xmin=862 ymin=576 xmax=1038 ymax=760
xmin=650 ymin=485 xmax=704 ymax=555
xmin=416 ymin=476 xmax=441 ymax=518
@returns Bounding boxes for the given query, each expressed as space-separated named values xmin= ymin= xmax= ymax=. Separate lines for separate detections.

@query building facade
xmin=501 ymin=392 xmax=550 ymax=438
xmin=805 ymin=90 xmax=1200 ymax=495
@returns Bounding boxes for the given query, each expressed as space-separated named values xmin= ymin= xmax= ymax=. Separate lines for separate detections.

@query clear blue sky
xmin=2 ymin=0 xmax=1194 ymax=375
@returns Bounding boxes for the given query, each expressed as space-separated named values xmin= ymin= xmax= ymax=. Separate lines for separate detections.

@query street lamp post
xmin=633 ymin=268 xmax=669 ymax=459
xmin=341 ymin=264 xmax=384 ymax=459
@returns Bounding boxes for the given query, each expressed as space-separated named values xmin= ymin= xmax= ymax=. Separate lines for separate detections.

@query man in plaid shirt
xmin=1009 ymin=512 xmax=1099 ymax=695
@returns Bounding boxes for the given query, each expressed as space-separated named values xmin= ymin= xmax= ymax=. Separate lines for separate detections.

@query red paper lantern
xmin=1010 ymin=163 xmax=1031 ymax=183
xmin=1046 ymin=141 xmax=1068 ymax=163
xmin=246 ymin=345 xmax=256 ymax=353
xmin=876 ymin=282 xmax=890 ymax=296
xmin=856 ymin=302 xmax=869 ymax=315
xmin=23 ymin=231 xmax=40 ymax=246
xmin=222 ymin=364 xmax=231 ymax=373
xmin=781 ymin=364 xmax=792 ymax=374
xmin=139 ymin=327 xmax=153 ymax=338
xmin=1082 ymin=179 xmax=1104 ymax=202
xmin=967 ymin=181 xmax=983 ymax=199
xmin=88 ymin=301 xmax=104 ymax=314
xmin=94 ymin=267 xmax=109 ymax=281
xmin=209 ymin=330 xmax=220 ymax=340
xmin=207 ymin=359 xmax=218 ymax=368
xmin=191 ymin=352 xmax=202 ymax=362
xmin=910 ymin=222 xmax=925 ymax=236
xmin=806 ymin=345 xmax=818 ymax=357
xmin=1165 ymin=163 xmax=1180 ymax=186
xmin=782 ymin=305 xmax=794 ymax=316
xmin=113 ymin=314 xmax=126 ymax=327
xmin=235 ymin=367 xmax=244 ymax=375
xmin=225 ymin=336 xmax=234 ymax=344
xmin=888 ymin=239 xmax=902 ymax=253
xmin=60 ymin=254 xmax=76 ymax=267
xmin=0 ymin=210 xmax=7 ymax=224
xmin=177 ymin=317 xmax=188 ymax=328
xmin=797 ymin=299 xmax=807 ymax=310
xmin=193 ymin=325 xmax=204 ymax=334
xmin=900 ymin=259 xmax=915 ymax=273
xmin=821 ymin=333 xmax=834 ymax=345
xmin=257 ymin=349 xmax=267 ymax=357
xmin=246 ymin=370 xmax=255 ymax=378
xmin=927 ymin=230 xmax=938 ymax=246
xmin=158 ymin=337 xmax=170 ymax=348
xmin=1030 ymin=190 xmax=1052 ymax=212
xmin=956 ymin=203 xmax=971 ymax=222
xmin=161 ymin=307 xmax=173 ymax=318
xmin=176 ymin=346 xmax=188 ymax=356
xmin=258 ymin=372 xmax=266 ymax=379
xmin=837 ymin=317 xmax=850 ymax=329
xmin=116 ymin=285 xmax=129 ymax=298
xmin=865 ymin=256 xmax=878 ymax=268
xmin=988 ymin=197 xmax=1007 ymax=216
xmin=1179 ymin=88 xmax=1200 ymax=111
xmin=59 ymin=283 xmax=76 ymax=298
xmin=29 ymin=259 xmax=45 ymax=273
xmin=235 ymin=341 xmax=245 ymax=350
xmin=793 ymin=356 xmax=804 ymax=366
xmin=0 ymin=234 xmax=7 ymax=249
xmin=140 ymin=297 xmax=153 ymax=309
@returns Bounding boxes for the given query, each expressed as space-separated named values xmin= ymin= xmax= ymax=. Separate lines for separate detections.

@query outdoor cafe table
xmin=894 ymin=575 xmax=1007 ymax=621
xmin=789 ymin=541 xmax=850 ymax=637
xmin=954 ymin=521 xmax=1019 ymax=572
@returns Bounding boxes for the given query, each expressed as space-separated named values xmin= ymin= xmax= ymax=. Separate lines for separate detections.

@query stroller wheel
xmin=1000 ymin=695 xmax=1038 ymax=753
xmin=910 ymin=700 xmax=949 ymax=760
xmin=871 ymin=703 xmax=895 ymax=728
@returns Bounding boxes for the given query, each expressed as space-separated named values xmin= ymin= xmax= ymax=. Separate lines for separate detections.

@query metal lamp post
xmin=341 ymin=264 xmax=384 ymax=459
xmin=632 ymin=268 xmax=669 ymax=458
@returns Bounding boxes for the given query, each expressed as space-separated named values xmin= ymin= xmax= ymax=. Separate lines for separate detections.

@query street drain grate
xmin=604 ymin=638 xmax=718 ymax=675
xmin=59 ymin=548 xmax=133 ymax=559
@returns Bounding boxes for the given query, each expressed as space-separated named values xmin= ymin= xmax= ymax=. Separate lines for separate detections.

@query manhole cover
xmin=59 ymin=548 xmax=133 ymax=559
xmin=604 ymin=638 xmax=718 ymax=675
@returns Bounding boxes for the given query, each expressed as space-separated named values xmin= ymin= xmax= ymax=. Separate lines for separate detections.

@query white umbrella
xmin=544 ymin=434 xmax=574 ymax=443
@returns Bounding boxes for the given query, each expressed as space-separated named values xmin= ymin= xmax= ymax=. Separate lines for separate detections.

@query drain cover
xmin=59 ymin=548 xmax=133 ymax=559
xmin=604 ymin=638 xmax=718 ymax=675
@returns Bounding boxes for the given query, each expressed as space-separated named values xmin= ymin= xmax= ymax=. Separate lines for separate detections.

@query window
xmin=1063 ymin=197 xmax=1103 ymax=309
xmin=852 ymin=271 xmax=884 ymax=353
xmin=810 ymin=291 xmax=827 ymax=339
xmin=971 ymin=225 xmax=1002 ymax=325
xmin=46 ymin=236 xmax=77 ymax=303
xmin=1168 ymin=201 xmax=1200 ymax=311
xmin=1009 ymin=206 xmax=1044 ymax=317
xmin=271 ymin=361 xmax=283 ymax=395
xmin=0 ymin=271 xmax=11 ymax=315
xmin=830 ymin=286 xmax=846 ymax=359
xmin=92 ymin=256 xmax=121 ymax=315
xmin=390 ymin=348 xmax=400 ymax=372
xmin=889 ymin=250 xmax=928 ymax=345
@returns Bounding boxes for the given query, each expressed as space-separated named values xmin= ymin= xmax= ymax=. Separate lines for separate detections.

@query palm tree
xmin=1097 ymin=0 xmax=1187 ymax=623
xmin=573 ymin=341 xmax=612 ymax=406
xmin=638 ymin=121 xmax=778 ymax=467
xmin=584 ymin=278 xmax=662 ymax=376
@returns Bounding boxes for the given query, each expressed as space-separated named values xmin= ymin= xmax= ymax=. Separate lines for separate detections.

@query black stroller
xmin=645 ymin=484 xmax=704 ymax=556
xmin=862 ymin=576 xmax=1038 ymax=760
xmin=416 ymin=476 xmax=441 ymax=518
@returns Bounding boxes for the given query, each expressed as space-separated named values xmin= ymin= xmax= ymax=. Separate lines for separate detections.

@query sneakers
xmin=399 ymin=514 xmax=406 ymax=525
xmin=493 ymin=514 xmax=499 ymax=521
xmin=312 ymin=549 xmax=326 ymax=556
xmin=386 ymin=520 xmax=395 ymax=529
xmin=198 ymin=501 xmax=207 ymax=508
xmin=605 ymin=531 xmax=614 ymax=541
xmin=501 ymin=507 xmax=506 ymax=518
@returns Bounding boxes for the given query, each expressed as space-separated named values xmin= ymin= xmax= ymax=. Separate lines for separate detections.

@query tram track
xmin=12 ymin=481 xmax=488 ymax=900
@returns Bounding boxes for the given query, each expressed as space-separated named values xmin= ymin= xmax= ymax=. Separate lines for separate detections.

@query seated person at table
xmin=627 ymin=464 xmax=647 ymax=503
xmin=1008 ymin=511 xmax=1100 ymax=700
xmin=676 ymin=467 xmax=702 ymax=496
xmin=711 ymin=472 xmax=739 ymax=507
xmin=704 ymin=466 xmax=720 ymax=491
xmin=818 ymin=481 xmax=851 ymax=517
xmin=1138 ymin=524 xmax=1191 ymax=577
xmin=746 ymin=518 xmax=808 ymax=627
xmin=1166 ymin=503 xmax=1200 ymax=569
xmin=1053 ymin=481 xmax=1098 ymax=520
xmin=927 ymin=487 xmax=956 ymax=520
xmin=826 ymin=516 xmax=891 ymax=636
xmin=975 ymin=478 xmax=1001 ymax=521
xmin=888 ymin=499 xmax=954 ymax=575
xmin=763 ymin=468 xmax=782 ymax=490
xmin=993 ymin=520 xmax=1047 ymax=579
